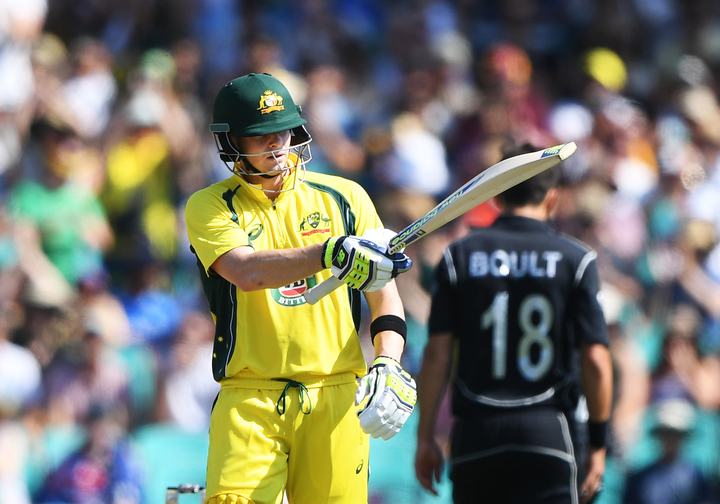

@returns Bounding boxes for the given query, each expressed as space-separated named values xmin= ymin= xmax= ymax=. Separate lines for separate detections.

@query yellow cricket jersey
xmin=185 ymin=169 xmax=382 ymax=382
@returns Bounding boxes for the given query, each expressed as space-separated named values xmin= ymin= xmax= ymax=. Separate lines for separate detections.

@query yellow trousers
xmin=206 ymin=373 xmax=369 ymax=504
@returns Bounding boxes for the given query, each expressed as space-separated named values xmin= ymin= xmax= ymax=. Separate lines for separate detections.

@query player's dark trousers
xmin=450 ymin=407 xmax=578 ymax=504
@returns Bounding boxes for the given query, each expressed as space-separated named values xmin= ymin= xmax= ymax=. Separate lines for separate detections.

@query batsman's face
xmin=236 ymin=130 xmax=292 ymax=173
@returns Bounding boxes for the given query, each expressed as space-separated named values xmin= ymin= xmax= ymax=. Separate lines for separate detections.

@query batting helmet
xmin=210 ymin=73 xmax=312 ymax=181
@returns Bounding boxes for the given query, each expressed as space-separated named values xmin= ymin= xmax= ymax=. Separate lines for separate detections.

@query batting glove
xmin=322 ymin=236 xmax=411 ymax=292
xmin=355 ymin=356 xmax=417 ymax=440
xmin=360 ymin=228 xmax=403 ymax=253
xmin=360 ymin=228 xmax=411 ymax=278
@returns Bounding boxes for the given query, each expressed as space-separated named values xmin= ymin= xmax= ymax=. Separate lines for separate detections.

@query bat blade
xmin=386 ymin=141 xmax=576 ymax=253
xmin=303 ymin=142 xmax=577 ymax=305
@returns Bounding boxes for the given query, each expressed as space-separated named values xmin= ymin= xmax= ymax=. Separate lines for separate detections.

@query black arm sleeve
xmin=572 ymin=257 xmax=610 ymax=347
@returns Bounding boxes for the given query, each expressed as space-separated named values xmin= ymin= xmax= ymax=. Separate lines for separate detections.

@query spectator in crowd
xmin=649 ymin=304 xmax=720 ymax=410
xmin=0 ymin=301 xmax=42 ymax=418
xmin=155 ymin=310 xmax=219 ymax=431
xmin=0 ymin=0 xmax=48 ymax=179
xmin=42 ymin=317 xmax=132 ymax=426
xmin=100 ymin=61 xmax=180 ymax=268
xmin=61 ymin=37 xmax=117 ymax=141
xmin=8 ymin=119 xmax=112 ymax=286
xmin=113 ymin=257 xmax=182 ymax=364
xmin=302 ymin=64 xmax=367 ymax=177
xmin=35 ymin=404 xmax=145 ymax=504
xmin=622 ymin=399 xmax=717 ymax=504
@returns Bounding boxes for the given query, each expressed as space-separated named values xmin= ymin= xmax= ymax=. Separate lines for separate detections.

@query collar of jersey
xmin=232 ymin=169 xmax=297 ymax=204
xmin=493 ymin=214 xmax=552 ymax=232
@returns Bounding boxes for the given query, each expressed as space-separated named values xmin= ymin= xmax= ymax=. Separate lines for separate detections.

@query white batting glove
xmin=322 ymin=236 xmax=411 ymax=292
xmin=360 ymin=227 xmax=411 ymax=281
xmin=355 ymin=356 xmax=417 ymax=440
xmin=360 ymin=228 xmax=403 ymax=253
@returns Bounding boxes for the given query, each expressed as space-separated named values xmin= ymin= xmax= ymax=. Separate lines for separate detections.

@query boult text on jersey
xmin=469 ymin=249 xmax=563 ymax=278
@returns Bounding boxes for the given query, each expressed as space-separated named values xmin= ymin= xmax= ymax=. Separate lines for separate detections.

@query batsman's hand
xmin=355 ymin=356 xmax=417 ymax=440
xmin=322 ymin=236 xmax=411 ymax=292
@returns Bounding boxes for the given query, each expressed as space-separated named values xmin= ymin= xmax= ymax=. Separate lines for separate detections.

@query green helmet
xmin=210 ymin=73 xmax=312 ymax=166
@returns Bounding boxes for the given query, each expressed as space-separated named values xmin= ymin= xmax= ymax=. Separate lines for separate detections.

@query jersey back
xmin=428 ymin=215 xmax=608 ymax=415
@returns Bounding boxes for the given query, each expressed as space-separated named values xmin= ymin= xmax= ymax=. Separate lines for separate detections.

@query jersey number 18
xmin=481 ymin=292 xmax=554 ymax=382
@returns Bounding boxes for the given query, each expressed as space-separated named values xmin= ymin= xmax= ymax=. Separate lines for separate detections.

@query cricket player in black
xmin=414 ymin=144 xmax=613 ymax=504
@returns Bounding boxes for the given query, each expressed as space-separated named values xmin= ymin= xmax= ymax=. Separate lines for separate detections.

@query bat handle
xmin=303 ymin=276 xmax=344 ymax=304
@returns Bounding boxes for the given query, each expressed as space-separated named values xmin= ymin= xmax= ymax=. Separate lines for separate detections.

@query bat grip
xmin=303 ymin=276 xmax=344 ymax=304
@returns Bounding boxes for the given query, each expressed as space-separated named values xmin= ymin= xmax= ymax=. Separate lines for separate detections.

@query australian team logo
xmin=258 ymin=90 xmax=284 ymax=114
xmin=271 ymin=276 xmax=318 ymax=306
xmin=299 ymin=211 xmax=331 ymax=237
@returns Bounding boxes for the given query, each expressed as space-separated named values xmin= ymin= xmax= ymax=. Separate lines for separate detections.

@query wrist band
xmin=370 ymin=315 xmax=407 ymax=344
xmin=588 ymin=420 xmax=608 ymax=448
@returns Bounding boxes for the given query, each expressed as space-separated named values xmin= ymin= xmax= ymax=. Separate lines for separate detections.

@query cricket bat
xmin=303 ymin=142 xmax=578 ymax=305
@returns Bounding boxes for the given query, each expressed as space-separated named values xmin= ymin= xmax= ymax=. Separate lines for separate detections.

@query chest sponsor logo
xmin=271 ymin=276 xmax=318 ymax=306
xmin=299 ymin=211 xmax=331 ymax=237
xmin=469 ymin=249 xmax=563 ymax=278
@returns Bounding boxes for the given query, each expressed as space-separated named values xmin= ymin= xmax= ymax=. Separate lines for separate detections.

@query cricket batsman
xmin=184 ymin=72 xmax=416 ymax=504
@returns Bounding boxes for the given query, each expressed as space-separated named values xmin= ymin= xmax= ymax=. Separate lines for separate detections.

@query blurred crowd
xmin=1 ymin=0 xmax=720 ymax=503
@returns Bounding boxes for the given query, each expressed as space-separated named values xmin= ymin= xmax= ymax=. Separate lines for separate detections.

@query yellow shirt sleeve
xmin=342 ymin=178 xmax=384 ymax=236
xmin=185 ymin=187 xmax=250 ymax=275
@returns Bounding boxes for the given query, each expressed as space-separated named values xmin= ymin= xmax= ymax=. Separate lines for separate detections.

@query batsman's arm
xmin=355 ymin=284 xmax=417 ymax=441
xmin=364 ymin=283 xmax=406 ymax=359
xmin=211 ymin=243 xmax=326 ymax=291
xmin=304 ymin=230 xmax=409 ymax=304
